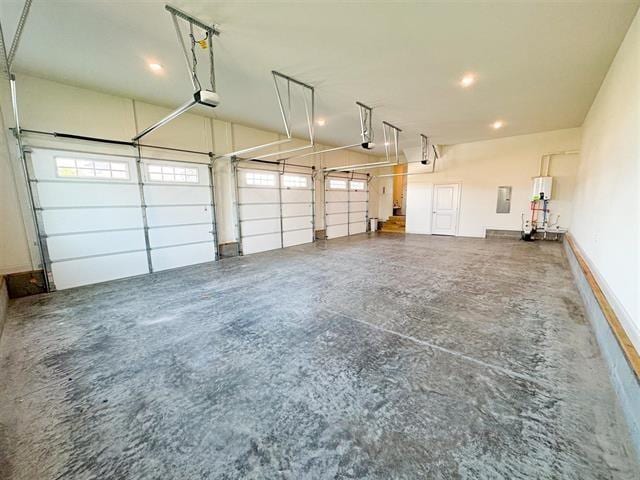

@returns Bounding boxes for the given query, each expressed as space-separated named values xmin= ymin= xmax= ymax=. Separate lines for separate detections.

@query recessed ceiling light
xmin=316 ymin=118 xmax=326 ymax=126
xmin=148 ymin=62 xmax=163 ymax=73
xmin=492 ymin=120 xmax=504 ymax=129
xmin=460 ymin=73 xmax=476 ymax=88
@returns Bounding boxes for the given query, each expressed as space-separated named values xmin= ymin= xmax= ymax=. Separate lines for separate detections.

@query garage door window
xmin=147 ymin=164 xmax=198 ymax=183
xmin=246 ymin=171 xmax=276 ymax=186
xmin=328 ymin=179 xmax=347 ymax=189
xmin=282 ymin=175 xmax=308 ymax=188
xmin=56 ymin=157 xmax=129 ymax=180
xmin=350 ymin=180 xmax=365 ymax=191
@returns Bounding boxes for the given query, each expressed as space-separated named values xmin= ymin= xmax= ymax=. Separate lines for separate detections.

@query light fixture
xmin=316 ymin=118 xmax=326 ymax=126
xmin=148 ymin=62 xmax=163 ymax=73
xmin=384 ymin=141 xmax=390 ymax=146
xmin=492 ymin=120 xmax=504 ymax=129
xmin=460 ymin=73 xmax=476 ymax=88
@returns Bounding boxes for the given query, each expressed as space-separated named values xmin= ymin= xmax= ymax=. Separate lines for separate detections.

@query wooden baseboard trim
xmin=566 ymin=234 xmax=640 ymax=381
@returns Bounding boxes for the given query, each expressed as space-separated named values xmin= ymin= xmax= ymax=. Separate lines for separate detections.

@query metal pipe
xmin=271 ymin=70 xmax=314 ymax=90
xmin=253 ymin=144 xmax=314 ymax=160
xmin=220 ymin=139 xmax=292 ymax=159
xmin=132 ymin=96 xmax=198 ymax=141
xmin=288 ymin=143 xmax=362 ymax=161
xmin=273 ymin=71 xmax=292 ymax=139
xmin=0 ymin=20 xmax=10 ymax=78
xmin=324 ymin=160 xmax=391 ymax=172
xmin=20 ymin=128 xmax=214 ymax=157
xmin=165 ymin=4 xmax=220 ymax=35
xmin=170 ymin=11 xmax=198 ymax=92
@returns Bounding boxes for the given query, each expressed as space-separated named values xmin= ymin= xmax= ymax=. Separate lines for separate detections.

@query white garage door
xmin=141 ymin=158 xmax=216 ymax=271
xmin=28 ymin=148 xmax=217 ymax=290
xmin=325 ymin=175 xmax=368 ymax=239
xmin=237 ymin=167 xmax=313 ymax=255
xmin=29 ymin=148 xmax=149 ymax=290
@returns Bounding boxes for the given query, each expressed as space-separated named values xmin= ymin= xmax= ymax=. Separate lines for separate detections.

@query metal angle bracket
xmin=222 ymin=71 xmax=316 ymax=159
xmin=289 ymin=101 xmax=376 ymax=163
xmin=382 ymin=121 xmax=402 ymax=164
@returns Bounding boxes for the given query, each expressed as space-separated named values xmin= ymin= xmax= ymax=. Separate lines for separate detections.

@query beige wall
xmin=0 ymin=74 xmax=384 ymax=274
xmin=571 ymin=10 xmax=639 ymax=350
xmin=405 ymin=128 xmax=582 ymax=237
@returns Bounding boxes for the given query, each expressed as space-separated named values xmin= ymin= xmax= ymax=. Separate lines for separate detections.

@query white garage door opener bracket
xmin=133 ymin=4 xmax=221 ymax=142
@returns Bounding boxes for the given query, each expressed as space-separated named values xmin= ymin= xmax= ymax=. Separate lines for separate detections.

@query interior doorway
xmin=381 ymin=164 xmax=408 ymax=233
xmin=431 ymin=183 xmax=461 ymax=236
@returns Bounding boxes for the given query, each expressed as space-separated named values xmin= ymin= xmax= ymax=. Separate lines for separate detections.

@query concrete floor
xmin=0 ymin=234 xmax=637 ymax=479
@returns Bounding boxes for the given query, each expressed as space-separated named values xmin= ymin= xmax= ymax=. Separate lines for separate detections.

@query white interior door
xmin=431 ymin=183 xmax=460 ymax=236
xmin=141 ymin=158 xmax=216 ymax=271
xmin=29 ymin=148 xmax=150 ymax=290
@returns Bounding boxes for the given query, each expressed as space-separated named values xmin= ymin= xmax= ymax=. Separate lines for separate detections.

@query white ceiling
xmin=1 ymin=0 xmax=638 ymax=153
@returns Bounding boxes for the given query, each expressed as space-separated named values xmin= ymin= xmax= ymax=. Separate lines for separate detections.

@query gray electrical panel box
xmin=496 ymin=186 xmax=512 ymax=213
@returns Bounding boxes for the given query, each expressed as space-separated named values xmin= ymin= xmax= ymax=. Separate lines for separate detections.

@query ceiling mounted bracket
xmin=291 ymin=101 xmax=378 ymax=164
xmin=357 ymin=101 xmax=374 ymax=149
xmin=382 ymin=121 xmax=402 ymax=164
xmin=218 ymin=71 xmax=315 ymax=159
xmin=133 ymin=4 xmax=221 ymax=142
xmin=420 ymin=134 xmax=430 ymax=165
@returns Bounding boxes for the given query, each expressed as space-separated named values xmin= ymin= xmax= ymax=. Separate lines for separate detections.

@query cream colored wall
xmin=0 ymin=74 xmax=384 ymax=273
xmin=571 ymin=10 xmax=639 ymax=350
xmin=405 ymin=128 xmax=582 ymax=237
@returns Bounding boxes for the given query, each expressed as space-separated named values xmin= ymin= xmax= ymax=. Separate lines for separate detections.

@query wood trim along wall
xmin=566 ymin=234 xmax=640 ymax=381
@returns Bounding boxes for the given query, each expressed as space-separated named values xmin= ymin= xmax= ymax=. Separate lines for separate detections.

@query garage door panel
xmin=325 ymin=202 xmax=348 ymax=214
xmin=144 ymin=185 xmax=210 ymax=205
xmin=282 ymin=203 xmax=312 ymax=217
xmin=283 ymin=229 xmax=312 ymax=247
xmin=281 ymin=189 xmax=311 ymax=203
xmin=326 ymin=213 xmax=348 ymax=225
xmin=326 ymin=224 xmax=348 ymax=239
xmin=51 ymin=252 xmax=149 ymax=290
xmin=283 ymin=216 xmax=312 ymax=231
xmin=148 ymin=224 xmax=213 ymax=248
xmin=150 ymin=243 xmax=215 ymax=271
xmin=37 ymin=182 xmax=140 ymax=207
xmin=238 ymin=188 xmax=279 ymax=204
xmin=325 ymin=191 xmax=348 ymax=202
xmin=242 ymin=233 xmax=282 ymax=255
xmin=350 ymin=191 xmax=367 ymax=202
xmin=239 ymin=203 xmax=280 ymax=220
xmin=349 ymin=223 xmax=367 ymax=235
xmin=41 ymin=207 xmax=143 ymax=234
xmin=350 ymin=202 xmax=367 ymax=213
xmin=146 ymin=205 xmax=212 ymax=226
xmin=46 ymin=230 xmax=146 ymax=261
xmin=349 ymin=212 xmax=367 ymax=223
xmin=241 ymin=218 xmax=280 ymax=236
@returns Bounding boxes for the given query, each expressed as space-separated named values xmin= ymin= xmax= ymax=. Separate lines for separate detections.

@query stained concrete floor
xmin=0 ymin=234 xmax=638 ymax=479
